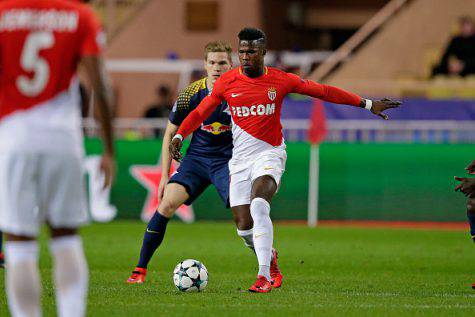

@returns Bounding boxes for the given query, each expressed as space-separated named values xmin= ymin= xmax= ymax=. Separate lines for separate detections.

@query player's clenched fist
xmin=170 ymin=136 xmax=183 ymax=162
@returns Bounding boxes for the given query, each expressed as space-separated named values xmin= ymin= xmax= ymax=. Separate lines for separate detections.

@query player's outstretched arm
xmin=159 ymin=121 xmax=179 ymax=199
xmin=81 ymin=55 xmax=116 ymax=188
xmin=289 ymin=74 xmax=401 ymax=120
xmin=170 ymin=95 xmax=221 ymax=162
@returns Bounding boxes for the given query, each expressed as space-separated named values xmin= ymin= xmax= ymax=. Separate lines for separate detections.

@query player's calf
xmin=135 ymin=212 xmax=171 ymax=270
xmin=4 ymin=239 xmax=41 ymax=317
xmin=49 ymin=234 xmax=88 ymax=317
xmin=233 ymin=205 xmax=256 ymax=254
xmin=250 ymin=197 xmax=273 ymax=281
xmin=467 ymin=198 xmax=475 ymax=242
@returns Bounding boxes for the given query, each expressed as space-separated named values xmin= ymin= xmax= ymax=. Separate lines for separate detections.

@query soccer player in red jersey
xmin=126 ymin=41 xmax=284 ymax=285
xmin=0 ymin=0 xmax=115 ymax=315
xmin=170 ymin=27 xmax=400 ymax=293
xmin=125 ymin=41 xmax=278 ymax=285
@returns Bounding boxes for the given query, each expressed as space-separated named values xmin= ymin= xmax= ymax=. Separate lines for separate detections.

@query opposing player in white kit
xmin=0 ymin=0 xmax=114 ymax=316
xmin=170 ymin=28 xmax=400 ymax=293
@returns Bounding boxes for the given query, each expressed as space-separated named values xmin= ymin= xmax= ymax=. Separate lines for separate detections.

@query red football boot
xmin=248 ymin=275 xmax=272 ymax=293
xmin=126 ymin=267 xmax=147 ymax=284
xmin=0 ymin=252 xmax=4 ymax=269
xmin=270 ymin=248 xmax=283 ymax=288
xmin=472 ymin=283 xmax=475 ymax=290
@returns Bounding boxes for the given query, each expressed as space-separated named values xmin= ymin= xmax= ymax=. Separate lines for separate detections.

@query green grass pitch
xmin=1 ymin=221 xmax=475 ymax=316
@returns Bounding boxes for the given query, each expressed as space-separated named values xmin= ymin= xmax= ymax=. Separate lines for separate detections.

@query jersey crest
xmin=268 ymin=87 xmax=277 ymax=101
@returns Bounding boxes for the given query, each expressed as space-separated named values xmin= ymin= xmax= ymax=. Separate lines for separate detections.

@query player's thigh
xmin=250 ymin=149 xmax=287 ymax=199
xmin=229 ymin=167 xmax=252 ymax=207
xmin=0 ymin=152 xmax=41 ymax=238
xmin=39 ymin=154 xmax=88 ymax=230
xmin=210 ymin=159 xmax=231 ymax=206
xmin=159 ymin=182 xmax=190 ymax=214
xmin=251 ymin=175 xmax=277 ymax=202
xmin=168 ymin=155 xmax=211 ymax=207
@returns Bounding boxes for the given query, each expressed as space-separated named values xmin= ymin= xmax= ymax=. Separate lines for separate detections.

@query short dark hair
xmin=238 ymin=27 xmax=266 ymax=44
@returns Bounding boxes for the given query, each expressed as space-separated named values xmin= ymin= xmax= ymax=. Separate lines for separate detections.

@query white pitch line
xmin=340 ymin=291 xmax=475 ymax=298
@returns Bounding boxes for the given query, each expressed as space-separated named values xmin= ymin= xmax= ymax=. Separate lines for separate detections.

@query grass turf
xmin=1 ymin=221 xmax=475 ymax=316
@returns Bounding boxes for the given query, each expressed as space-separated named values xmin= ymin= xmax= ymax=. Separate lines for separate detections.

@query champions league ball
xmin=173 ymin=259 xmax=208 ymax=292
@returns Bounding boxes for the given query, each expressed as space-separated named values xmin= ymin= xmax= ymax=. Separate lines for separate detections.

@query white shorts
xmin=229 ymin=148 xmax=287 ymax=207
xmin=0 ymin=152 xmax=89 ymax=237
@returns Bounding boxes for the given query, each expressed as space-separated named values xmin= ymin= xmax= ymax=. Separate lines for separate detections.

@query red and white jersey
xmin=177 ymin=66 xmax=361 ymax=163
xmin=213 ymin=67 xmax=294 ymax=160
xmin=0 ymin=0 xmax=104 ymax=154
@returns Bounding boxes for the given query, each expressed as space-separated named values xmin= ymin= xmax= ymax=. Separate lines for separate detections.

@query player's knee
xmin=4 ymin=233 xmax=35 ymax=242
xmin=158 ymin=199 xmax=179 ymax=217
xmin=467 ymin=198 xmax=475 ymax=216
xmin=50 ymin=227 xmax=77 ymax=238
xmin=251 ymin=176 xmax=276 ymax=202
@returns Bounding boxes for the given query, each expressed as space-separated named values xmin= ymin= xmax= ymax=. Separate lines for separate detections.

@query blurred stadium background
xmin=82 ymin=0 xmax=475 ymax=225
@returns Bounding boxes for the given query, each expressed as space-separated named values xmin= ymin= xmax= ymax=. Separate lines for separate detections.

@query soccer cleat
xmin=248 ymin=275 xmax=272 ymax=293
xmin=0 ymin=252 xmax=4 ymax=269
xmin=126 ymin=267 xmax=147 ymax=284
xmin=472 ymin=283 xmax=475 ymax=290
xmin=270 ymin=248 xmax=283 ymax=288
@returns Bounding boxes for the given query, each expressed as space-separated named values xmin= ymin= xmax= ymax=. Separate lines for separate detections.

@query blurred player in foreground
xmin=0 ymin=0 xmax=115 ymax=316
xmin=0 ymin=231 xmax=3 ymax=268
xmin=170 ymin=27 xmax=400 ymax=293
xmin=454 ymin=160 xmax=475 ymax=289
xmin=126 ymin=41 xmax=283 ymax=284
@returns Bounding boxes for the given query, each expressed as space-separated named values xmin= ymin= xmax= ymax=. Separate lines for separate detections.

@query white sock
xmin=5 ymin=241 xmax=41 ymax=317
xmin=237 ymin=228 xmax=255 ymax=254
xmin=49 ymin=235 xmax=88 ymax=317
xmin=250 ymin=198 xmax=273 ymax=281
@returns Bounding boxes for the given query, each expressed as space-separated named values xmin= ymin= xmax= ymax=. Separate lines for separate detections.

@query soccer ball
xmin=173 ymin=259 xmax=208 ymax=292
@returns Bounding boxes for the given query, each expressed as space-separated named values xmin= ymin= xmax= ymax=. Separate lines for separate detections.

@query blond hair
xmin=204 ymin=41 xmax=232 ymax=61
